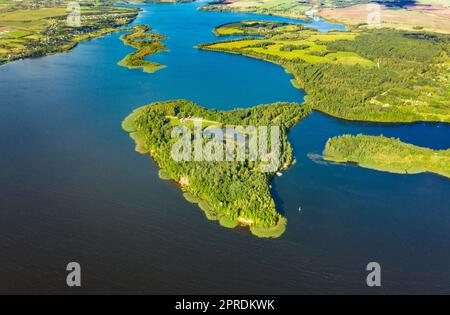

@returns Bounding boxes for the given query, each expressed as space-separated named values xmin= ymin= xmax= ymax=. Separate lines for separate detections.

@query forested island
xmin=122 ymin=99 xmax=310 ymax=238
xmin=0 ymin=0 xmax=141 ymax=65
xmin=201 ymin=0 xmax=450 ymax=34
xmin=323 ymin=134 xmax=450 ymax=179
xmin=198 ymin=21 xmax=450 ymax=123
xmin=200 ymin=0 xmax=379 ymax=21
xmin=118 ymin=24 xmax=167 ymax=73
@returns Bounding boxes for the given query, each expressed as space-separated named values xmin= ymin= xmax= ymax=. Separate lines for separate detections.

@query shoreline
xmin=0 ymin=4 xmax=142 ymax=67
xmin=197 ymin=25 xmax=450 ymax=124
xmin=323 ymin=155 xmax=450 ymax=180
xmin=121 ymin=100 xmax=309 ymax=238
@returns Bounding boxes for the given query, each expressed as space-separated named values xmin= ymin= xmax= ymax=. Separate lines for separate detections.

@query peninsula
xmin=201 ymin=0 xmax=450 ymax=34
xmin=0 ymin=0 xmax=140 ymax=66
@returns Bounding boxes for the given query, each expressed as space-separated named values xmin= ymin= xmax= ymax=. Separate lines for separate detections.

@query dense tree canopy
xmin=123 ymin=100 xmax=310 ymax=238
xmin=199 ymin=22 xmax=450 ymax=123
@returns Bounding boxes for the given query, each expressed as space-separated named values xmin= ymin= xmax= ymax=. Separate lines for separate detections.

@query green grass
xmin=129 ymin=131 xmax=148 ymax=154
xmin=0 ymin=7 xmax=68 ymax=22
xmin=324 ymin=134 xmax=450 ymax=179
xmin=117 ymin=24 xmax=167 ymax=74
xmin=0 ymin=30 xmax=32 ymax=39
xmin=0 ymin=1 xmax=139 ymax=65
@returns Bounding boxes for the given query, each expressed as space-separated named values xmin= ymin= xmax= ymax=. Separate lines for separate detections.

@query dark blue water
xmin=0 ymin=2 xmax=448 ymax=294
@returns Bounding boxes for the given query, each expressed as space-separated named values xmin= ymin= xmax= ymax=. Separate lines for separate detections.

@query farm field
xmin=318 ymin=3 xmax=450 ymax=34
xmin=204 ymin=32 xmax=374 ymax=66
xmin=200 ymin=0 xmax=314 ymax=20
xmin=324 ymin=134 xmax=450 ymax=178
xmin=0 ymin=0 xmax=139 ymax=65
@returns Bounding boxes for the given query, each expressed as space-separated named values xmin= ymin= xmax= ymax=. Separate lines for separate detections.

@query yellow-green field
xmin=167 ymin=116 xmax=222 ymax=128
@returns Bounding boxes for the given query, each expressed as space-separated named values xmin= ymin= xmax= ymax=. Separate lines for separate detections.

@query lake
xmin=0 ymin=2 xmax=449 ymax=294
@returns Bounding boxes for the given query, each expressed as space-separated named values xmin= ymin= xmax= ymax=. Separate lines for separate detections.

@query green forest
xmin=199 ymin=21 xmax=450 ymax=123
xmin=323 ymin=134 xmax=450 ymax=178
xmin=122 ymin=100 xmax=310 ymax=238
xmin=117 ymin=24 xmax=167 ymax=73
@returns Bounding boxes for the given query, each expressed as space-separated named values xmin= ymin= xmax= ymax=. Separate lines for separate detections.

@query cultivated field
xmin=0 ymin=1 xmax=139 ymax=65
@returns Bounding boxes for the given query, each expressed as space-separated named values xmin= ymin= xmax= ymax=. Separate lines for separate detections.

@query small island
xmin=198 ymin=21 xmax=450 ymax=123
xmin=118 ymin=24 xmax=167 ymax=73
xmin=323 ymin=134 xmax=450 ymax=179
xmin=200 ymin=0 xmax=314 ymax=21
xmin=123 ymin=99 xmax=310 ymax=238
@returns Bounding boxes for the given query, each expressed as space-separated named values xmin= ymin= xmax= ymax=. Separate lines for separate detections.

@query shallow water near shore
xmin=0 ymin=3 xmax=449 ymax=294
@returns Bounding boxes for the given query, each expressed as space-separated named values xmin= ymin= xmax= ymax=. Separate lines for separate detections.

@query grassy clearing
xmin=199 ymin=20 xmax=450 ymax=123
xmin=201 ymin=0 xmax=313 ymax=20
xmin=324 ymin=134 xmax=450 ymax=179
